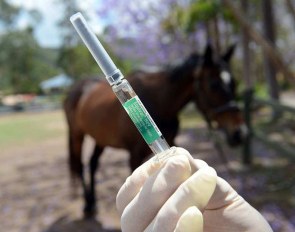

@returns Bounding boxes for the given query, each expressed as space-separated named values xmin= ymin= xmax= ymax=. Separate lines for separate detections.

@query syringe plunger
xmin=70 ymin=12 xmax=121 ymax=84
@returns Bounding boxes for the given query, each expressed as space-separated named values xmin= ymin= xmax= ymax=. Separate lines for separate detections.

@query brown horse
xmin=63 ymin=45 xmax=246 ymax=216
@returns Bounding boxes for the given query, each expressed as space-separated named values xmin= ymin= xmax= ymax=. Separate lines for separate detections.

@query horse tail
xmin=63 ymin=78 xmax=99 ymax=192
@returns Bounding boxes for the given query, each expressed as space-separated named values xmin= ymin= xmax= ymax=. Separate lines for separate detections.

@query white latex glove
xmin=116 ymin=147 xmax=273 ymax=232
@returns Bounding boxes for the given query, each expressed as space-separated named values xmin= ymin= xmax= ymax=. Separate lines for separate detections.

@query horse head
xmin=190 ymin=44 xmax=247 ymax=147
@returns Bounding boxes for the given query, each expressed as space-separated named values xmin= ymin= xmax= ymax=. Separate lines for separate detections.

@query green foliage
xmin=57 ymin=41 xmax=134 ymax=80
xmin=221 ymin=7 xmax=236 ymax=24
xmin=119 ymin=58 xmax=134 ymax=76
xmin=162 ymin=0 xmax=241 ymax=33
xmin=188 ymin=0 xmax=220 ymax=22
xmin=161 ymin=5 xmax=186 ymax=34
xmin=0 ymin=0 xmax=59 ymax=94
xmin=0 ymin=29 xmax=59 ymax=93
xmin=57 ymin=44 xmax=100 ymax=79
xmin=0 ymin=0 xmax=20 ymax=27
xmin=56 ymin=0 xmax=133 ymax=80
xmin=56 ymin=0 xmax=103 ymax=79
xmin=56 ymin=0 xmax=82 ymax=46
xmin=163 ymin=0 xmax=222 ymax=33
xmin=100 ymin=39 xmax=134 ymax=75
xmin=255 ymin=83 xmax=269 ymax=98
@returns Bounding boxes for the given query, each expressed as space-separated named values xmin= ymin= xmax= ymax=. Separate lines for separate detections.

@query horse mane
xmin=167 ymin=53 xmax=201 ymax=82
xmin=128 ymin=53 xmax=202 ymax=82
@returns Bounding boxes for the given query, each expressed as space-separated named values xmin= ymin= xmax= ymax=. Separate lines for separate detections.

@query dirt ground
xmin=0 ymin=122 xmax=294 ymax=232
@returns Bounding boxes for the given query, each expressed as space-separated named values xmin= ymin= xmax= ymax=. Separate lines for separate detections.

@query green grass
xmin=0 ymin=110 xmax=66 ymax=150
xmin=0 ymin=107 xmax=206 ymax=151
xmin=179 ymin=103 xmax=205 ymax=129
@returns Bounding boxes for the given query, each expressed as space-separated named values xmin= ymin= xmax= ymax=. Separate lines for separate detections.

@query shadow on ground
xmin=44 ymin=216 xmax=121 ymax=232
xmin=1 ymin=118 xmax=294 ymax=232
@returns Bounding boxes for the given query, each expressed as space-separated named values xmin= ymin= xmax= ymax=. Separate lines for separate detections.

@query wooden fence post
xmin=242 ymin=88 xmax=254 ymax=165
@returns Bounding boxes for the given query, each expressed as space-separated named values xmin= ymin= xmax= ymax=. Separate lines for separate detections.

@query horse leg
xmin=163 ymin=118 xmax=179 ymax=147
xmin=129 ymin=144 xmax=151 ymax=172
xmin=68 ymin=129 xmax=86 ymax=199
xmin=84 ymin=144 xmax=104 ymax=217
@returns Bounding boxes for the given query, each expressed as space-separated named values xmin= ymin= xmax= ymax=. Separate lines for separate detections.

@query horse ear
xmin=222 ymin=44 xmax=236 ymax=62
xmin=203 ymin=43 xmax=213 ymax=65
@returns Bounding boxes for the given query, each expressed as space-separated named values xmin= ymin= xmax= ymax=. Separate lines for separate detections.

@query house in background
xmin=40 ymin=74 xmax=73 ymax=94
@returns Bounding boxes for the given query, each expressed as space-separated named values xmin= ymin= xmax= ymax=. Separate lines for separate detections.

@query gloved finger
xmin=192 ymin=158 xmax=209 ymax=169
xmin=121 ymin=155 xmax=192 ymax=232
xmin=116 ymin=156 xmax=162 ymax=215
xmin=174 ymin=206 xmax=203 ymax=232
xmin=155 ymin=147 xmax=207 ymax=172
xmin=145 ymin=166 xmax=217 ymax=232
xmin=116 ymin=147 xmax=198 ymax=215
xmin=203 ymin=177 xmax=273 ymax=232
xmin=205 ymin=177 xmax=239 ymax=210
xmin=116 ymin=147 xmax=178 ymax=215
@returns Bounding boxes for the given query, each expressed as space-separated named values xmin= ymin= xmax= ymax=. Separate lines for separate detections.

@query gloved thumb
xmin=174 ymin=206 xmax=203 ymax=232
xmin=145 ymin=166 xmax=217 ymax=231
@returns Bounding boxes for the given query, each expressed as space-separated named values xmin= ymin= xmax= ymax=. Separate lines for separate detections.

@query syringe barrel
xmin=112 ymin=78 xmax=170 ymax=154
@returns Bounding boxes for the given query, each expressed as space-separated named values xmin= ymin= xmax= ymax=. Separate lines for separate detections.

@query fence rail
xmin=242 ymin=90 xmax=295 ymax=164
xmin=254 ymin=98 xmax=295 ymax=114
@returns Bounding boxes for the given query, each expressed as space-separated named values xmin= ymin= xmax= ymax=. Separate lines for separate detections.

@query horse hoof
xmin=83 ymin=206 xmax=97 ymax=219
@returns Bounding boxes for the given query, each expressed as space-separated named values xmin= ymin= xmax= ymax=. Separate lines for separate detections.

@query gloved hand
xmin=116 ymin=147 xmax=273 ymax=232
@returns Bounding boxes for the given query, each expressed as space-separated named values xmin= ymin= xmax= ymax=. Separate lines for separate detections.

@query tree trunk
xmin=241 ymin=0 xmax=253 ymax=165
xmin=205 ymin=19 xmax=220 ymax=57
xmin=205 ymin=21 xmax=211 ymax=42
xmin=222 ymin=0 xmax=295 ymax=86
xmin=223 ymin=21 xmax=231 ymax=48
xmin=285 ymin=0 xmax=295 ymax=28
xmin=212 ymin=16 xmax=221 ymax=57
xmin=262 ymin=0 xmax=279 ymax=101
xmin=241 ymin=0 xmax=252 ymax=89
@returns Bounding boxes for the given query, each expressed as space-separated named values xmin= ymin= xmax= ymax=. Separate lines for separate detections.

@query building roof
xmin=40 ymin=74 xmax=73 ymax=90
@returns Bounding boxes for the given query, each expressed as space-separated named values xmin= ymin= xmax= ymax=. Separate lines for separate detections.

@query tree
xmin=285 ymin=0 xmax=295 ymax=29
xmin=166 ymin=0 xmax=294 ymax=87
xmin=222 ymin=0 xmax=295 ymax=86
xmin=96 ymin=0 xmax=204 ymax=66
xmin=262 ymin=0 xmax=279 ymax=101
xmin=56 ymin=0 xmax=81 ymax=77
xmin=56 ymin=0 xmax=81 ymax=47
xmin=0 ymin=28 xmax=58 ymax=93
xmin=0 ymin=0 xmax=58 ymax=94
xmin=172 ymin=0 xmax=223 ymax=56
xmin=56 ymin=0 xmax=137 ymax=79
xmin=241 ymin=0 xmax=252 ymax=89
xmin=56 ymin=0 xmax=103 ymax=79
xmin=0 ymin=0 xmax=20 ymax=29
xmin=57 ymin=44 xmax=99 ymax=79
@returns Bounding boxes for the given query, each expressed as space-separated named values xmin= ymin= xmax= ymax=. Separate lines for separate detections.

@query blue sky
xmin=9 ymin=0 xmax=105 ymax=48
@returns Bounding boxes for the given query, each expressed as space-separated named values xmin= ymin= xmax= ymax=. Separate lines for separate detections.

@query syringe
xmin=70 ymin=12 xmax=171 ymax=160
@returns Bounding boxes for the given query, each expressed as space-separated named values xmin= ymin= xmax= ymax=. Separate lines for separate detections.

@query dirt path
xmin=0 ymin=133 xmax=128 ymax=232
xmin=0 ymin=125 xmax=294 ymax=232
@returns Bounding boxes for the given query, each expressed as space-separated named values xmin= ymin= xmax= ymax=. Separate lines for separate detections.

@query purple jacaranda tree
xmin=96 ymin=0 xmax=207 ymax=66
